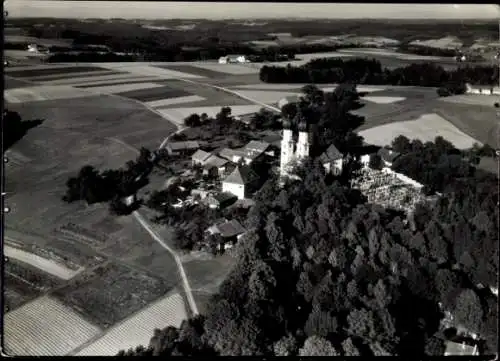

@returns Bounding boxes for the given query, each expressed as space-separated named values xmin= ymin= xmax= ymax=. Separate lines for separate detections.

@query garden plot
xmin=73 ymin=291 xmax=187 ymax=356
xmin=3 ymin=296 xmax=102 ymax=356
xmin=79 ymin=82 xmax=165 ymax=95
xmin=189 ymin=62 xmax=260 ymax=75
xmin=359 ymin=113 xmax=480 ymax=149
xmin=4 ymin=245 xmax=84 ymax=280
xmin=362 ymin=96 xmax=406 ymax=104
xmin=52 ymin=262 xmax=174 ymax=329
xmin=6 ymin=66 xmax=108 ymax=79
xmin=156 ymin=104 xmax=263 ymax=126
xmin=114 ymin=85 xmax=192 ymax=102
xmin=4 ymin=85 xmax=95 ymax=103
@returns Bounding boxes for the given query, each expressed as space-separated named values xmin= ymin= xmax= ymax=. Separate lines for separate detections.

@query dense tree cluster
xmin=121 ymin=156 xmax=497 ymax=356
xmin=121 ymin=85 xmax=497 ymax=356
xmin=259 ymin=58 xmax=498 ymax=93
xmin=2 ymin=109 xmax=44 ymax=151
xmin=62 ymin=147 xmax=153 ymax=214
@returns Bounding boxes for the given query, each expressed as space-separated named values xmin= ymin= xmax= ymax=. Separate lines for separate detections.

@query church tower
xmin=296 ymin=118 xmax=310 ymax=162
xmin=280 ymin=119 xmax=295 ymax=176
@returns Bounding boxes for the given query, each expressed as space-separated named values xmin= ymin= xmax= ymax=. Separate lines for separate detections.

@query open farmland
xmin=6 ymin=66 xmax=114 ymax=79
xmin=51 ymin=262 xmax=174 ymax=329
xmin=73 ymin=291 xmax=187 ymax=356
xmin=359 ymin=113 xmax=480 ymax=149
xmin=3 ymin=296 xmax=102 ymax=356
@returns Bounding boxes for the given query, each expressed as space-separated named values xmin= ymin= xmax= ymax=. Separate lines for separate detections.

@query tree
xmin=391 ymin=135 xmax=412 ymax=154
xmin=453 ymin=289 xmax=484 ymax=334
xmin=304 ymin=307 xmax=338 ymax=337
xmin=299 ymin=336 xmax=338 ymax=356
xmin=342 ymin=337 xmax=361 ymax=356
xmin=273 ymin=334 xmax=298 ymax=356
xmin=369 ymin=153 xmax=384 ymax=170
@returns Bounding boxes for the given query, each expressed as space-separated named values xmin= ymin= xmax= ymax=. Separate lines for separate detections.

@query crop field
xmin=73 ymin=291 xmax=187 ymax=356
xmin=95 ymin=63 xmax=205 ymax=79
xmin=4 ymin=245 xmax=84 ymax=280
xmin=156 ymin=104 xmax=263 ymax=125
xmin=51 ymin=262 xmax=174 ymax=329
xmin=188 ymin=62 xmax=261 ymax=75
xmin=359 ymin=113 xmax=480 ymax=149
xmin=74 ymin=82 xmax=165 ymax=95
xmin=112 ymin=85 xmax=192 ymax=102
xmin=43 ymin=74 xmax=163 ymax=86
xmin=145 ymin=95 xmax=207 ymax=108
xmin=6 ymin=66 xmax=111 ymax=79
xmin=3 ymin=296 xmax=102 ymax=356
xmin=4 ymin=85 xmax=96 ymax=103
xmin=4 ymin=258 xmax=64 ymax=311
xmin=4 ymin=76 xmax=39 ymax=89
xmin=156 ymin=64 xmax=231 ymax=79
xmin=26 ymin=70 xmax=124 ymax=82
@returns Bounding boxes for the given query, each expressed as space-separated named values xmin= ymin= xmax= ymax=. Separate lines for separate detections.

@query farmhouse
xmin=205 ymin=219 xmax=246 ymax=241
xmin=319 ymin=143 xmax=344 ymax=175
xmin=202 ymin=155 xmax=230 ymax=177
xmin=165 ymin=141 xmax=201 ymax=156
xmin=218 ymin=55 xmax=248 ymax=64
xmin=222 ymin=165 xmax=260 ymax=200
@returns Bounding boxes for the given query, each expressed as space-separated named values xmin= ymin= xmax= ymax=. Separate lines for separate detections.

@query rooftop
xmin=192 ymin=149 xmax=212 ymax=163
xmin=204 ymin=154 xmax=229 ymax=168
xmin=319 ymin=143 xmax=344 ymax=163
xmin=223 ymin=165 xmax=259 ymax=185
xmin=245 ymin=140 xmax=270 ymax=154
xmin=216 ymin=219 xmax=246 ymax=238
xmin=219 ymin=147 xmax=246 ymax=161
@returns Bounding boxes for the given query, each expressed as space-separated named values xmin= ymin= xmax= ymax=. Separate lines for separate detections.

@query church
xmin=279 ymin=117 xmax=344 ymax=178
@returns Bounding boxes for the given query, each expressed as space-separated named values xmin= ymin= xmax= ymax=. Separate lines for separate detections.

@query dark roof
xmin=218 ymin=148 xmax=245 ymax=161
xmin=319 ymin=144 xmax=343 ymax=163
xmin=216 ymin=219 xmax=246 ymax=238
xmin=167 ymin=141 xmax=200 ymax=151
xmin=214 ymin=192 xmax=237 ymax=204
xmin=377 ymin=147 xmax=400 ymax=163
xmin=223 ymin=165 xmax=259 ymax=185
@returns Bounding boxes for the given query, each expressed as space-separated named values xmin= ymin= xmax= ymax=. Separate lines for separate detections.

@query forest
xmin=259 ymin=57 xmax=498 ymax=96
xmin=118 ymin=85 xmax=498 ymax=356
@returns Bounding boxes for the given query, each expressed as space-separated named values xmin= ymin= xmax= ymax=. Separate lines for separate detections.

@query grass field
xmin=4 ymin=296 xmax=102 ymax=356
xmin=156 ymin=64 xmax=229 ymax=79
xmin=6 ymin=66 xmax=110 ymax=78
xmin=26 ymin=70 xmax=124 ymax=82
xmin=4 ymin=85 xmax=96 ymax=103
xmin=359 ymin=113 xmax=480 ymax=149
xmin=73 ymin=291 xmax=187 ymax=356
xmin=113 ymin=85 xmax=192 ymax=102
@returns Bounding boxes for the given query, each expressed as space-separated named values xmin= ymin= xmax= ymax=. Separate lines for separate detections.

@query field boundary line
xmin=132 ymin=210 xmax=199 ymax=316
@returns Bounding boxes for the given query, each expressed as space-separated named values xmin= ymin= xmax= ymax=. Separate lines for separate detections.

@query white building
xmin=280 ymin=118 xmax=311 ymax=177
xmin=218 ymin=55 xmax=248 ymax=64
xmin=222 ymin=165 xmax=259 ymax=200
xmin=319 ymin=144 xmax=344 ymax=175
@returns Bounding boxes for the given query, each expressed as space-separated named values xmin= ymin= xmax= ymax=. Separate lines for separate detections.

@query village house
xmin=320 ymin=143 xmax=344 ymax=175
xmin=222 ymin=165 xmax=260 ymax=200
xmin=191 ymin=149 xmax=212 ymax=166
xmin=205 ymin=219 xmax=247 ymax=250
xmin=377 ymin=147 xmax=401 ymax=167
xmin=165 ymin=141 xmax=202 ymax=156
xmin=202 ymin=155 xmax=230 ymax=178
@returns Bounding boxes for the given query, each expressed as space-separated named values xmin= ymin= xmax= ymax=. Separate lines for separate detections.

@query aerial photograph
xmin=2 ymin=1 xmax=499 ymax=356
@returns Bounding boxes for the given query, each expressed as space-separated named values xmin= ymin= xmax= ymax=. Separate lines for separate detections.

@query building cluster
xmin=218 ymin=54 xmax=249 ymax=64
xmin=465 ymin=83 xmax=500 ymax=96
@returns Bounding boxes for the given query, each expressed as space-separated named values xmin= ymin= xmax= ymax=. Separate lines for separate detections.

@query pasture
xmin=3 ymin=296 xmax=102 ymax=356
xmin=73 ymin=291 xmax=187 ymax=356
